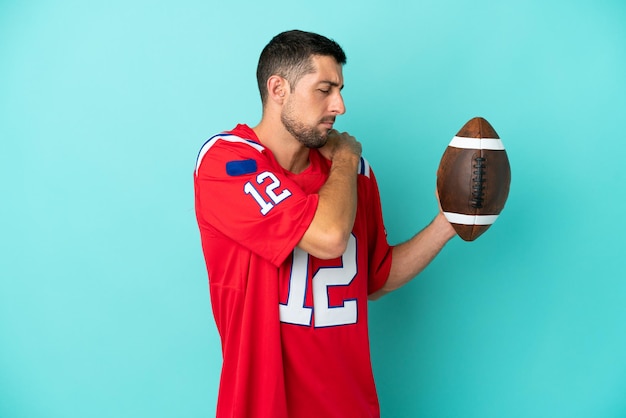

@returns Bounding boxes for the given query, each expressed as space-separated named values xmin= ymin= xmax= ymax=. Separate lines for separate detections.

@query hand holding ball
xmin=437 ymin=117 xmax=511 ymax=241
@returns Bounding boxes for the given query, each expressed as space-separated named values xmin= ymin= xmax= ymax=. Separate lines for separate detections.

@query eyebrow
xmin=319 ymin=80 xmax=344 ymax=90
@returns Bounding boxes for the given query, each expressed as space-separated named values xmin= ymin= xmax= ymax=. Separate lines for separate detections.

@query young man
xmin=194 ymin=30 xmax=456 ymax=418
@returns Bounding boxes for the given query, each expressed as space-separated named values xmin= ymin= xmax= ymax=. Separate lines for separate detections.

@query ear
xmin=267 ymin=75 xmax=289 ymax=104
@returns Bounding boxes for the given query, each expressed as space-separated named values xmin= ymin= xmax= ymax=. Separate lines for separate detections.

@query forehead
xmin=305 ymin=55 xmax=344 ymax=86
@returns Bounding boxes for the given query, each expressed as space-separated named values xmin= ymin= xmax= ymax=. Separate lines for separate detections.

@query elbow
xmin=316 ymin=230 xmax=349 ymax=260
xmin=327 ymin=237 xmax=349 ymax=260
xmin=300 ymin=228 xmax=350 ymax=260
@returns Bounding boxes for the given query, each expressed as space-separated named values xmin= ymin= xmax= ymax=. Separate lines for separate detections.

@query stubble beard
xmin=281 ymin=102 xmax=329 ymax=149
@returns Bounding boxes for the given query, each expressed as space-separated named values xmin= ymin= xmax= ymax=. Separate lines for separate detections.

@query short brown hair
xmin=256 ymin=30 xmax=347 ymax=104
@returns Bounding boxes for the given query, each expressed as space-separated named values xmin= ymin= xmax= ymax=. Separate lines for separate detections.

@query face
xmin=280 ymin=55 xmax=346 ymax=148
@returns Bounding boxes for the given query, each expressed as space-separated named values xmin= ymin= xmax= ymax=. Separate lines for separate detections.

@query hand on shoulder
xmin=319 ymin=130 xmax=362 ymax=162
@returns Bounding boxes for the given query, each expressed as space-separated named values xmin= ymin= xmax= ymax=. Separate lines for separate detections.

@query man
xmin=194 ymin=30 xmax=456 ymax=418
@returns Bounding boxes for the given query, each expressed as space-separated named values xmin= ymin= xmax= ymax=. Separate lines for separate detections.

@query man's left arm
xmin=369 ymin=212 xmax=456 ymax=300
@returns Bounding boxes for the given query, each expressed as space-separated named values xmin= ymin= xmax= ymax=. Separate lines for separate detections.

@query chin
xmin=314 ymin=131 xmax=330 ymax=148
xmin=319 ymin=128 xmax=332 ymax=140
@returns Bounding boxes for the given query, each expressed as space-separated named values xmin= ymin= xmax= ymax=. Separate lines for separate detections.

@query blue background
xmin=1 ymin=0 xmax=625 ymax=417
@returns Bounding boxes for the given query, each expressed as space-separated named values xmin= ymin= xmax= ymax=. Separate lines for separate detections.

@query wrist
xmin=331 ymin=148 xmax=360 ymax=165
xmin=434 ymin=212 xmax=457 ymax=241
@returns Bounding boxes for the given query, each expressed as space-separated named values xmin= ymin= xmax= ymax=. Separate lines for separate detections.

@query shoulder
xmin=357 ymin=156 xmax=383 ymax=197
xmin=195 ymin=128 xmax=265 ymax=175
xmin=311 ymin=149 xmax=372 ymax=178
xmin=357 ymin=156 xmax=371 ymax=178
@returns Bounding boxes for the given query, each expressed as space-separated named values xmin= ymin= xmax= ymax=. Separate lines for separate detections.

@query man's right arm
xmin=296 ymin=131 xmax=362 ymax=260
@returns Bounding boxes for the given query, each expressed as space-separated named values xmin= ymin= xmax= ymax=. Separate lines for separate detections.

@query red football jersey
xmin=194 ymin=124 xmax=393 ymax=418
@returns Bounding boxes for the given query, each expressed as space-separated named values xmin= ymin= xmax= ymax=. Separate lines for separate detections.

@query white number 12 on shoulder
xmin=244 ymin=171 xmax=292 ymax=215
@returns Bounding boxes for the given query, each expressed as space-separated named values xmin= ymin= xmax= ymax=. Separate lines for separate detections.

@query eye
xmin=318 ymin=88 xmax=330 ymax=94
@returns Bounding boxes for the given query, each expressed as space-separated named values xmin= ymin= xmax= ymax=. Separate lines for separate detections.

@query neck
xmin=253 ymin=119 xmax=311 ymax=174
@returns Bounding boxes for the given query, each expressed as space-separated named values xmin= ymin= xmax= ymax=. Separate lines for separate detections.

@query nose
xmin=331 ymin=92 xmax=346 ymax=115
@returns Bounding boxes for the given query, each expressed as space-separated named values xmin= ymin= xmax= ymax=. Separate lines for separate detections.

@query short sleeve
xmin=194 ymin=134 xmax=318 ymax=266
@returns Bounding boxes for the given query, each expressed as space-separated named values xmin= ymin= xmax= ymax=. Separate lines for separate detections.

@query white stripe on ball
xmin=443 ymin=212 xmax=499 ymax=225
xmin=449 ymin=136 xmax=504 ymax=150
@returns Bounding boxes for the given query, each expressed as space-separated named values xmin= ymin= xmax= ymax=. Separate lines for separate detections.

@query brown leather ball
xmin=437 ymin=117 xmax=511 ymax=241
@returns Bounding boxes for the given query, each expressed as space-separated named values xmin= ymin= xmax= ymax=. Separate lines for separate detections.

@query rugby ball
xmin=437 ymin=117 xmax=511 ymax=241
